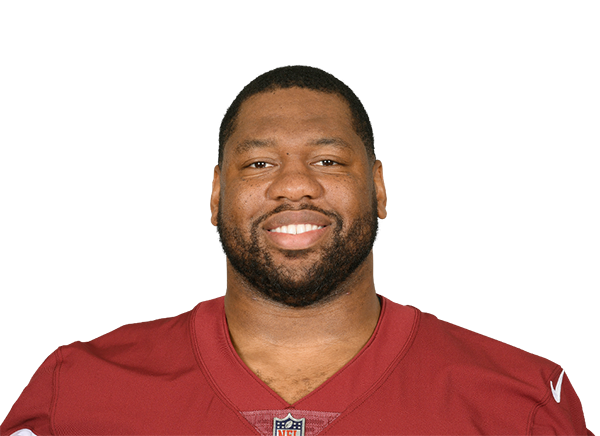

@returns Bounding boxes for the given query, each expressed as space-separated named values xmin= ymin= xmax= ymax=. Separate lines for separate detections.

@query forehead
xmin=239 ymin=87 xmax=352 ymax=120
xmin=224 ymin=88 xmax=362 ymax=158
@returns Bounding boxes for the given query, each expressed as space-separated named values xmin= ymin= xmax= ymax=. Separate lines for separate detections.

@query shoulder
xmin=382 ymin=296 xmax=562 ymax=402
xmin=409 ymin=305 xmax=555 ymax=370
xmin=372 ymin=301 xmax=585 ymax=436
xmin=57 ymin=301 xmax=214 ymax=378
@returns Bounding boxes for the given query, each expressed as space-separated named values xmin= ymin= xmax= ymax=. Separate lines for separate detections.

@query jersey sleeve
xmin=0 ymin=350 xmax=59 ymax=436
xmin=530 ymin=369 xmax=594 ymax=436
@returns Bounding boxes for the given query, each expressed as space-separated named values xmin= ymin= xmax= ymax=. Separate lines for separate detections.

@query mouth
xmin=261 ymin=210 xmax=334 ymax=251
xmin=264 ymin=225 xmax=329 ymax=251
xmin=268 ymin=224 xmax=325 ymax=235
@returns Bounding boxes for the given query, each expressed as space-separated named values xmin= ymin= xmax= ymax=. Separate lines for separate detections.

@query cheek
xmin=324 ymin=176 xmax=373 ymax=218
xmin=220 ymin=180 xmax=264 ymax=223
xmin=327 ymin=173 xmax=372 ymax=202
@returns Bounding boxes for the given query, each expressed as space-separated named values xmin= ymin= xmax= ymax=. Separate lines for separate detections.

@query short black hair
xmin=218 ymin=65 xmax=374 ymax=165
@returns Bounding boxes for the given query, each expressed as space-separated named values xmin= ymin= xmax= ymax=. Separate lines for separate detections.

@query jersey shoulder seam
xmin=46 ymin=347 xmax=64 ymax=436
xmin=525 ymin=364 xmax=563 ymax=435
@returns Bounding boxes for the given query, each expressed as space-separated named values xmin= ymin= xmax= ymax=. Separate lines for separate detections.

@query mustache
xmin=251 ymin=203 xmax=343 ymax=229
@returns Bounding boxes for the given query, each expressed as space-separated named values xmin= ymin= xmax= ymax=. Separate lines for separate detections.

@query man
xmin=1 ymin=66 xmax=592 ymax=435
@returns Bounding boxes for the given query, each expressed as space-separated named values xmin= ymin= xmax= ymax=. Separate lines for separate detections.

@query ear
xmin=210 ymin=165 xmax=221 ymax=226
xmin=372 ymin=160 xmax=387 ymax=219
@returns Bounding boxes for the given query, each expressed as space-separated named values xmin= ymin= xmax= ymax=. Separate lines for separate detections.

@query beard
xmin=217 ymin=197 xmax=378 ymax=308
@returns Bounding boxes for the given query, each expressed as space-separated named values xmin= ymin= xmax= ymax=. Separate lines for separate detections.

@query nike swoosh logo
xmin=550 ymin=369 xmax=565 ymax=403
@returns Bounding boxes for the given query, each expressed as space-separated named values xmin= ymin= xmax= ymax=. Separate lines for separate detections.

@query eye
xmin=248 ymin=161 xmax=273 ymax=169
xmin=314 ymin=159 xmax=338 ymax=167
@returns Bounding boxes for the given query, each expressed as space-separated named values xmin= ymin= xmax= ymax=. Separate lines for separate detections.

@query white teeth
xmin=270 ymin=224 xmax=323 ymax=235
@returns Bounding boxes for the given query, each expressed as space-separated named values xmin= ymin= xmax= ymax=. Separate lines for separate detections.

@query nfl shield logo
xmin=273 ymin=413 xmax=305 ymax=436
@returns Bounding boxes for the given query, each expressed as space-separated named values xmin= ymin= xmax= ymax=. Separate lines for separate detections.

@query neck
xmin=223 ymin=254 xmax=381 ymax=403
xmin=224 ymin=253 xmax=381 ymax=350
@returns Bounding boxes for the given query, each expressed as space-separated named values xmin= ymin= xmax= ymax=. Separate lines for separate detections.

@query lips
xmin=269 ymin=224 xmax=324 ymax=234
xmin=264 ymin=226 xmax=329 ymax=251
xmin=261 ymin=210 xmax=333 ymax=250
xmin=262 ymin=210 xmax=332 ymax=231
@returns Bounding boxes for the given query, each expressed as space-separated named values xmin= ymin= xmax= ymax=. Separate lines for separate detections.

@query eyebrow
xmin=234 ymin=139 xmax=276 ymax=155
xmin=234 ymin=137 xmax=353 ymax=155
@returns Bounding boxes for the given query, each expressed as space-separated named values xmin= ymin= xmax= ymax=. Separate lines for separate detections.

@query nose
xmin=267 ymin=161 xmax=323 ymax=202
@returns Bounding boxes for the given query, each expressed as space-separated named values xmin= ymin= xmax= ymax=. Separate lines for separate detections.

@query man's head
xmin=219 ymin=66 xmax=375 ymax=166
xmin=212 ymin=66 xmax=386 ymax=307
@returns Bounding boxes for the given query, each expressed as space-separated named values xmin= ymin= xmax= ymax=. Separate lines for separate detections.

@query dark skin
xmin=210 ymin=87 xmax=387 ymax=404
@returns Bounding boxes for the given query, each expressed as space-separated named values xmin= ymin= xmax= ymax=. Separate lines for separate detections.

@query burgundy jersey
xmin=1 ymin=297 xmax=592 ymax=435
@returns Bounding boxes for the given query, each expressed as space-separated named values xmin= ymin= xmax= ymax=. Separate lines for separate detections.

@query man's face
xmin=212 ymin=87 xmax=387 ymax=307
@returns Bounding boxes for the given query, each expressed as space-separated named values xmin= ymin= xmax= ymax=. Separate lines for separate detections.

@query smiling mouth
xmin=265 ymin=222 xmax=329 ymax=251
xmin=268 ymin=224 xmax=325 ymax=235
